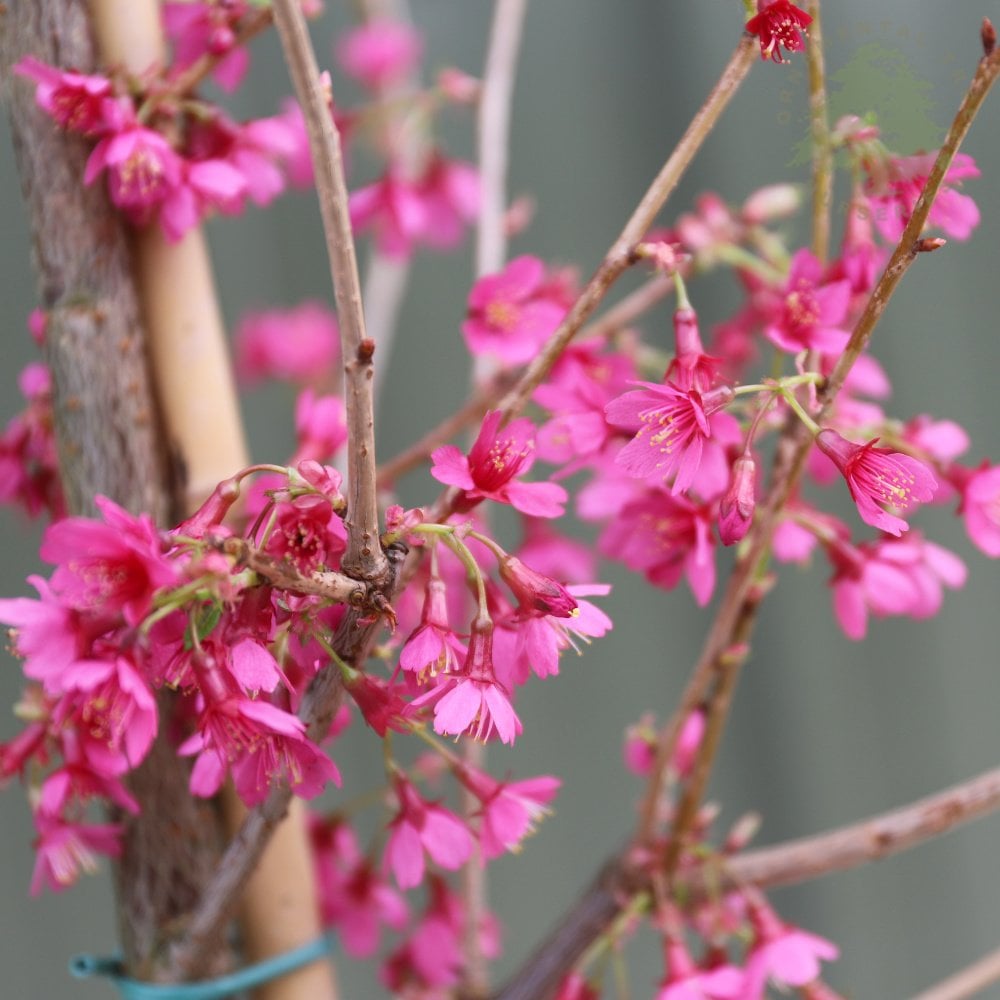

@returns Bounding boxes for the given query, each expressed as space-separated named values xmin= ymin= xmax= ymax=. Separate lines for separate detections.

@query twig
xmin=272 ymin=0 xmax=388 ymax=583
xmin=909 ymin=946 xmax=1000 ymax=1000
xmin=633 ymin=33 xmax=1000 ymax=851
xmin=494 ymin=33 xmax=757 ymax=423
xmin=805 ymin=0 xmax=832 ymax=264
xmin=496 ymin=764 xmax=1000 ymax=1000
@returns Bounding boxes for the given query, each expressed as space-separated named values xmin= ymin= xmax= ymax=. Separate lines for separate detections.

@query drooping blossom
xmin=743 ymin=897 xmax=839 ymax=997
xmin=14 ymin=58 xmax=122 ymax=136
xmin=335 ymin=18 xmax=423 ymax=90
xmin=655 ymin=931 xmax=743 ymax=1000
xmin=385 ymin=777 xmax=472 ymax=889
xmin=399 ymin=577 xmax=467 ymax=678
xmin=816 ymin=428 xmax=937 ymax=536
xmin=759 ymin=249 xmax=851 ymax=356
xmin=235 ymin=301 xmax=339 ymax=386
xmin=863 ymin=151 xmax=980 ymax=242
xmin=668 ymin=307 xmax=725 ymax=393
xmin=461 ymin=767 xmax=560 ymax=859
xmin=462 ymin=256 xmax=567 ymax=365
xmin=498 ymin=554 xmax=577 ymax=618
xmin=409 ymin=618 xmax=522 ymax=745
xmin=826 ymin=534 xmax=966 ymax=640
xmin=746 ymin=1 xmax=813 ymax=63
xmin=960 ymin=463 xmax=1000 ymax=556
xmin=431 ymin=410 xmax=567 ymax=518
xmin=718 ymin=455 xmax=757 ymax=545
xmin=30 ymin=812 xmax=122 ymax=895
xmin=605 ymin=382 xmax=737 ymax=496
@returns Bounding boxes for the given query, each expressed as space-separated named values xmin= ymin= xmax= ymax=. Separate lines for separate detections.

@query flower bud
xmin=499 ymin=555 xmax=577 ymax=618
xmin=719 ymin=455 xmax=756 ymax=545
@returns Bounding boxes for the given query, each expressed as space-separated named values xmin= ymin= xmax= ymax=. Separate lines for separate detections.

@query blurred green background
xmin=3 ymin=2 xmax=1000 ymax=997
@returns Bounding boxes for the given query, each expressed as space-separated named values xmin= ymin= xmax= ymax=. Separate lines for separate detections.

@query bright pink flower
xmin=499 ymin=554 xmax=577 ymax=618
xmin=14 ymin=57 xmax=122 ymax=135
xmin=163 ymin=2 xmax=250 ymax=93
xmin=342 ymin=671 xmax=409 ymax=738
xmin=30 ymin=811 xmax=121 ymax=894
xmin=600 ymin=490 xmax=717 ymax=605
xmin=760 ymin=249 xmax=851 ymax=356
xmin=263 ymin=492 xmax=347 ymax=572
xmin=410 ymin=618 xmax=522 ymax=745
xmin=668 ymin=307 xmax=725 ymax=393
xmin=655 ymin=933 xmax=744 ymax=1000
xmin=462 ymin=256 xmax=567 ymax=365
xmin=718 ymin=455 xmax=757 ymax=545
xmin=399 ymin=577 xmax=466 ymax=678
xmin=335 ymin=18 xmax=423 ymax=89
xmin=864 ymin=152 xmax=980 ymax=242
xmin=746 ymin=1 xmax=812 ymax=63
xmin=816 ymin=429 xmax=937 ymax=536
xmin=350 ymin=155 xmax=479 ymax=258
xmin=743 ymin=899 xmax=838 ymax=997
xmin=607 ymin=381 xmax=737 ymax=496
xmin=40 ymin=496 xmax=177 ymax=625
xmin=312 ymin=820 xmax=408 ymax=956
xmin=961 ymin=463 xmax=1000 ymax=557
xmin=292 ymin=389 xmax=349 ymax=466
xmin=159 ymin=157 xmax=248 ymax=242
xmin=462 ymin=768 xmax=560 ymax=859
xmin=431 ymin=410 xmax=567 ymax=518
xmin=85 ymin=125 xmax=183 ymax=224
xmin=385 ymin=777 xmax=472 ymax=889
xmin=235 ymin=302 xmax=339 ymax=386
xmin=827 ymin=534 xmax=965 ymax=640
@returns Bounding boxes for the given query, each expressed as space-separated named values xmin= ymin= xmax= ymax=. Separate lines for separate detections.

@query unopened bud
xmin=983 ymin=17 xmax=996 ymax=58
xmin=741 ymin=183 xmax=801 ymax=224
xmin=437 ymin=67 xmax=480 ymax=104
xmin=499 ymin=555 xmax=577 ymax=618
xmin=916 ymin=236 xmax=947 ymax=253
xmin=719 ymin=455 xmax=756 ymax=545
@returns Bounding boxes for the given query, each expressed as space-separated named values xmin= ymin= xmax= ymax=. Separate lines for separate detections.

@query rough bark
xmin=0 ymin=0 xmax=228 ymax=977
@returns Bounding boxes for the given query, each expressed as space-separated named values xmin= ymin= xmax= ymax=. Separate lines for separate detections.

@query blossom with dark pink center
xmin=235 ymin=302 xmax=339 ymax=386
xmin=760 ymin=249 xmax=851 ymax=356
xmin=335 ymin=18 xmax=423 ymax=90
xmin=14 ymin=57 xmax=122 ymax=136
xmin=746 ymin=1 xmax=812 ymax=63
xmin=431 ymin=410 xmax=567 ymax=518
xmin=84 ymin=125 xmax=183 ymax=225
xmin=410 ymin=618 xmax=522 ymax=745
xmin=385 ymin=777 xmax=472 ymax=889
xmin=462 ymin=256 xmax=567 ymax=365
xmin=461 ymin=767 xmax=560 ymax=859
xmin=606 ymin=382 xmax=736 ymax=497
xmin=863 ymin=151 xmax=980 ymax=242
xmin=816 ymin=428 xmax=937 ymax=536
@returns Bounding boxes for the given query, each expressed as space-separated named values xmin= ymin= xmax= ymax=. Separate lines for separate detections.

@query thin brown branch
xmin=496 ymin=765 xmax=1000 ymax=1000
xmin=494 ymin=33 xmax=756 ymax=423
xmin=272 ymin=0 xmax=388 ymax=583
xmin=805 ymin=0 xmax=832 ymax=264
xmin=633 ymin=35 xmax=1000 ymax=850
xmin=909 ymin=945 xmax=1000 ymax=1000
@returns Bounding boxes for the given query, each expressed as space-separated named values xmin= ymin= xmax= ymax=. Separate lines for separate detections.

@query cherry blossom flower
xmin=235 ymin=302 xmax=339 ymax=386
xmin=606 ymin=382 xmax=737 ymax=496
xmin=399 ymin=577 xmax=467 ymax=678
xmin=743 ymin=898 xmax=839 ymax=997
xmin=668 ymin=307 xmax=725 ymax=393
xmin=746 ymin=1 xmax=812 ymax=63
xmin=431 ymin=410 xmax=567 ymax=518
xmin=30 ymin=811 xmax=121 ymax=895
xmin=385 ymin=777 xmax=472 ymax=889
xmin=461 ymin=767 xmax=560 ymax=858
xmin=960 ymin=463 xmax=1000 ymax=556
xmin=498 ymin=554 xmax=577 ymax=618
xmin=816 ymin=428 xmax=937 ymax=536
xmin=335 ymin=18 xmax=423 ymax=90
xmin=462 ymin=256 xmax=567 ymax=365
xmin=410 ymin=618 xmax=522 ymax=745
xmin=655 ymin=933 xmax=743 ymax=1000
xmin=14 ymin=58 xmax=122 ymax=135
xmin=759 ymin=249 xmax=851 ymax=356
xmin=163 ymin=1 xmax=250 ymax=93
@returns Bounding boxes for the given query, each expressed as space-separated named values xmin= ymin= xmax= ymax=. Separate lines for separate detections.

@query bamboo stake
xmin=86 ymin=3 xmax=334 ymax=996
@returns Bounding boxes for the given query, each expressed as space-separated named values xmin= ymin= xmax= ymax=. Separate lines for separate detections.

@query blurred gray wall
xmin=3 ymin=3 xmax=1000 ymax=997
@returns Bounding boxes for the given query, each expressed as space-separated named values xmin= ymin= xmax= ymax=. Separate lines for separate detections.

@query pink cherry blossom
xmin=385 ymin=777 xmax=472 ymax=889
xmin=606 ymin=382 xmax=736 ymax=496
xmin=163 ymin=2 xmax=250 ymax=93
xmin=431 ymin=410 xmax=567 ymax=518
xmin=746 ymin=1 xmax=813 ymax=63
xmin=718 ymin=455 xmax=756 ymax=546
xmin=30 ymin=811 xmax=121 ymax=895
xmin=235 ymin=302 xmax=339 ymax=386
xmin=399 ymin=577 xmax=466 ymax=678
xmin=961 ymin=463 xmax=1000 ymax=556
xmin=655 ymin=933 xmax=744 ymax=1000
xmin=668 ymin=307 xmax=725 ymax=393
xmin=461 ymin=767 xmax=560 ymax=859
xmin=462 ymin=256 xmax=567 ymax=365
xmin=410 ymin=618 xmax=522 ymax=745
xmin=335 ymin=18 xmax=423 ymax=90
xmin=759 ymin=249 xmax=851 ymax=356
xmin=498 ymin=554 xmax=577 ymax=618
xmin=292 ymin=389 xmax=349 ymax=465
xmin=816 ymin=428 xmax=937 ymax=536
xmin=14 ymin=57 xmax=122 ymax=136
